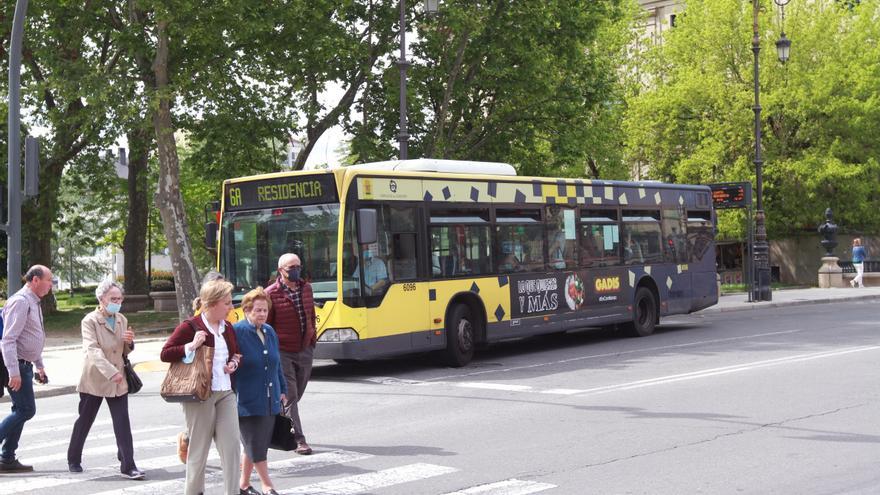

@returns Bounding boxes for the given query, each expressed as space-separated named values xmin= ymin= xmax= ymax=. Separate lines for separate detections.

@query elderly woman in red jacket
xmin=161 ymin=280 xmax=242 ymax=495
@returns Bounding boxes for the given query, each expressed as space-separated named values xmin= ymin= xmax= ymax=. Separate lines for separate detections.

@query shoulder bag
xmin=122 ymin=354 xmax=143 ymax=394
xmin=160 ymin=344 xmax=214 ymax=403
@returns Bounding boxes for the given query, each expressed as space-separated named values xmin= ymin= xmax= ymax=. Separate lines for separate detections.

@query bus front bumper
xmin=315 ymin=330 xmax=442 ymax=361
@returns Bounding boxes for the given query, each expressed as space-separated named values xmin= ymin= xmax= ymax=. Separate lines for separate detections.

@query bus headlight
xmin=318 ymin=328 xmax=359 ymax=342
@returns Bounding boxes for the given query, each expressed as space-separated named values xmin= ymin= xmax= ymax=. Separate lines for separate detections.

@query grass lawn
xmin=721 ymin=282 xmax=806 ymax=294
xmin=27 ymin=291 xmax=180 ymax=337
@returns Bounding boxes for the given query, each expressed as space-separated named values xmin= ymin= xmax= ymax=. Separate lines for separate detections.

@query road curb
xmin=700 ymin=293 xmax=880 ymax=314
xmin=44 ymin=332 xmax=172 ymax=353
xmin=0 ymin=385 xmax=77 ymax=403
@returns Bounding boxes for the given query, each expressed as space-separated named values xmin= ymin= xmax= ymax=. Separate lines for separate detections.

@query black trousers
xmin=67 ymin=392 xmax=136 ymax=472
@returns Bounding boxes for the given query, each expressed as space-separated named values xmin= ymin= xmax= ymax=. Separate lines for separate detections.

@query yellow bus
xmin=210 ymin=159 xmax=717 ymax=366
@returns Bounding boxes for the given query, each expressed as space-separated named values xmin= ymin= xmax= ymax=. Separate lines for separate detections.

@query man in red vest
xmin=266 ymin=253 xmax=316 ymax=455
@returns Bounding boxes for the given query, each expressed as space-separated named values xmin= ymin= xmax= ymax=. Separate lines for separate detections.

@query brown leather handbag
xmin=160 ymin=345 xmax=214 ymax=402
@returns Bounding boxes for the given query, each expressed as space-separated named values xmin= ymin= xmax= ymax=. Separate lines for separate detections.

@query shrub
xmin=150 ymin=279 xmax=175 ymax=292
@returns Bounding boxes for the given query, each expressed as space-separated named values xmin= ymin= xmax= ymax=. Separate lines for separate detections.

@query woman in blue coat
xmin=233 ymin=287 xmax=287 ymax=495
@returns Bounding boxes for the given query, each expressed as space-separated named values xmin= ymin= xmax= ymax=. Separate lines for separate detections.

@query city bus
xmin=211 ymin=159 xmax=717 ymax=367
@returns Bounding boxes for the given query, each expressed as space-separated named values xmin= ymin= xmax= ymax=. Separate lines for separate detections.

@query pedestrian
xmin=851 ymin=238 xmax=867 ymax=288
xmin=67 ymin=279 xmax=144 ymax=479
xmin=177 ymin=269 xmax=230 ymax=465
xmin=233 ymin=287 xmax=286 ymax=495
xmin=266 ymin=253 xmax=316 ymax=455
xmin=160 ymin=279 xmax=242 ymax=495
xmin=0 ymin=265 xmax=53 ymax=473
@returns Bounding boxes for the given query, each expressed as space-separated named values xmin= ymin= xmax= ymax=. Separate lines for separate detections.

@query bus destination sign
xmin=224 ymin=174 xmax=337 ymax=211
xmin=709 ymin=182 xmax=751 ymax=209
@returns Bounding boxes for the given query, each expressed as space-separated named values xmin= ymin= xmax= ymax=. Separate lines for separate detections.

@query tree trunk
xmin=151 ymin=19 xmax=200 ymax=319
xmin=122 ymin=125 xmax=151 ymax=295
xmin=23 ymin=153 xmax=65 ymax=315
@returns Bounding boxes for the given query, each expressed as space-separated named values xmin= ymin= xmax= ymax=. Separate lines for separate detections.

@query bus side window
xmin=579 ymin=209 xmax=620 ymax=267
xmin=662 ymin=208 xmax=689 ymax=264
xmin=545 ymin=206 xmax=578 ymax=270
xmin=621 ymin=210 xmax=663 ymax=265
xmin=496 ymin=208 xmax=543 ymax=273
xmin=687 ymin=210 xmax=713 ymax=262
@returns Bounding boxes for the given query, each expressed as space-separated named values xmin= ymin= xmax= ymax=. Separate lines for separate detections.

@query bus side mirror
xmin=357 ymin=208 xmax=378 ymax=245
xmin=205 ymin=222 xmax=218 ymax=251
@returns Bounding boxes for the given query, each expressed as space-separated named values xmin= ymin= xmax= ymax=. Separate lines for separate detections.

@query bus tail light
xmin=319 ymin=328 xmax=359 ymax=342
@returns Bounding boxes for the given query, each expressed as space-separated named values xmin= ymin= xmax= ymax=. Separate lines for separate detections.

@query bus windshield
xmin=220 ymin=204 xmax=340 ymax=303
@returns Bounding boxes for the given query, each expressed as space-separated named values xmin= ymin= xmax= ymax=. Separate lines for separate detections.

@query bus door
xmin=357 ymin=205 xmax=431 ymax=352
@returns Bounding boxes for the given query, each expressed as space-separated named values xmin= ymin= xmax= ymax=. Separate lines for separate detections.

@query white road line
xmin=427 ymin=329 xmax=804 ymax=381
xmin=29 ymin=434 xmax=178 ymax=465
xmin=442 ymin=478 xmax=557 ymax=495
xmin=17 ymin=424 xmax=178 ymax=454
xmin=279 ymin=462 xmax=458 ymax=495
xmin=21 ymin=412 xmax=76 ymax=424
xmin=23 ymin=418 xmax=112 ymax=436
xmin=0 ymin=450 xmax=216 ymax=493
xmin=540 ymin=389 xmax=584 ymax=395
xmin=576 ymin=345 xmax=880 ymax=396
xmin=457 ymin=382 xmax=533 ymax=392
xmin=90 ymin=450 xmax=373 ymax=495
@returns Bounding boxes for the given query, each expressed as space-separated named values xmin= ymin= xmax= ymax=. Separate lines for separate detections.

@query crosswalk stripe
xmin=441 ymin=479 xmax=556 ymax=495
xmin=27 ymin=434 xmax=178 ymax=465
xmin=16 ymin=425 xmax=179 ymax=454
xmin=23 ymin=418 xmax=112 ymax=436
xmin=0 ymin=450 xmax=217 ymax=493
xmin=20 ymin=412 xmax=76 ymax=424
xmin=457 ymin=382 xmax=533 ymax=392
xmin=279 ymin=462 xmax=458 ymax=495
xmin=92 ymin=449 xmax=374 ymax=495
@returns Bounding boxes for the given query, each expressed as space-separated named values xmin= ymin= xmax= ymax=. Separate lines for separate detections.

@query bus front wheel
xmin=444 ymin=304 xmax=475 ymax=367
xmin=626 ymin=286 xmax=657 ymax=337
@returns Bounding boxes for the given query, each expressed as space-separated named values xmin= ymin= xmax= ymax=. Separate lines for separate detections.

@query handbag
xmin=122 ymin=354 xmax=142 ymax=394
xmin=269 ymin=414 xmax=298 ymax=451
xmin=160 ymin=345 xmax=214 ymax=403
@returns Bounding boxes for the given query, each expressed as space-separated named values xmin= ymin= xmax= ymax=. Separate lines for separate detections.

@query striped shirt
xmin=1 ymin=286 xmax=46 ymax=377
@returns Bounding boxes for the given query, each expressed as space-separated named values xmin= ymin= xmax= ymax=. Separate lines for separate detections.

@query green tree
xmin=348 ymin=0 xmax=633 ymax=179
xmin=625 ymin=0 xmax=880 ymax=237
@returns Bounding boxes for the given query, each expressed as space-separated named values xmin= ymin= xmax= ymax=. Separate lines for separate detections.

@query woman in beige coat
xmin=66 ymin=280 xmax=144 ymax=479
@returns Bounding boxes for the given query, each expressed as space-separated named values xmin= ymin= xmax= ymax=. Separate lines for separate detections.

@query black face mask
xmin=286 ymin=267 xmax=302 ymax=281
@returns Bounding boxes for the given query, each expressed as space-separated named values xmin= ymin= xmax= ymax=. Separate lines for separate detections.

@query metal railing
xmin=838 ymin=260 xmax=880 ymax=273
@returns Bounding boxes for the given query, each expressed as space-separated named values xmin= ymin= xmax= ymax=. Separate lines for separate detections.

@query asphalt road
xmin=4 ymin=300 xmax=880 ymax=494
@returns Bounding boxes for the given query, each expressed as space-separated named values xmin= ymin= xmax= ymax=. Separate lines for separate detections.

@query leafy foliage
xmin=348 ymin=0 xmax=634 ymax=179
xmin=625 ymin=0 xmax=880 ymax=237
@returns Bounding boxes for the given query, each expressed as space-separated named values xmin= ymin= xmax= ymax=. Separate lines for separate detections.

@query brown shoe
xmin=294 ymin=441 xmax=313 ymax=455
xmin=177 ymin=431 xmax=189 ymax=464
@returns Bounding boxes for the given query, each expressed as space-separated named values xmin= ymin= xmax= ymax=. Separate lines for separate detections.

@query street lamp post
xmin=751 ymin=0 xmax=791 ymax=302
xmin=6 ymin=0 xmax=29 ymax=295
xmin=397 ymin=0 xmax=440 ymax=160
xmin=57 ymin=244 xmax=73 ymax=297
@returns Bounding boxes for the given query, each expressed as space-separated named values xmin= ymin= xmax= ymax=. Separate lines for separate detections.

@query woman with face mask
xmin=67 ymin=279 xmax=143 ymax=479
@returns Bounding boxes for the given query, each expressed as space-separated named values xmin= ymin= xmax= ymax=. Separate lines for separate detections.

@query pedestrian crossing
xmin=1 ymin=414 xmax=557 ymax=495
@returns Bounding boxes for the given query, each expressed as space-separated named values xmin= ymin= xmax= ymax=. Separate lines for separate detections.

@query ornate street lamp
xmin=398 ymin=0 xmax=440 ymax=160
xmin=751 ymin=0 xmax=793 ymax=302
xmin=775 ymin=0 xmax=792 ymax=63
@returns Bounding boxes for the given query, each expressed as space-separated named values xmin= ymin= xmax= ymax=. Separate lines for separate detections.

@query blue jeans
xmin=0 ymin=362 xmax=36 ymax=461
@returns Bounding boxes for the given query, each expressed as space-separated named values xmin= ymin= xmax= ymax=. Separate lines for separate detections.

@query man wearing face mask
xmin=265 ymin=253 xmax=316 ymax=455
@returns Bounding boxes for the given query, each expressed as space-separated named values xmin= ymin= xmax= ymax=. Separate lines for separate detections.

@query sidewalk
xmin=5 ymin=286 xmax=880 ymax=402
xmin=703 ymin=286 xmax=880 ymax=313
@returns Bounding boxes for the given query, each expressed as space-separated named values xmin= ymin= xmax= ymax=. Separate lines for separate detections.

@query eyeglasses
xmin=282 ymin=265 xmax=302 ymax=270
xmin=108 ymin=297 xmax=124 ymax=303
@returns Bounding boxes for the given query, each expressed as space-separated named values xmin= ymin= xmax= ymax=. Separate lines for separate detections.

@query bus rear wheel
xmin=443 ymin=304 xmax=475 ymax=367
xmin=626 ymin=286 xmax=657 ymax=337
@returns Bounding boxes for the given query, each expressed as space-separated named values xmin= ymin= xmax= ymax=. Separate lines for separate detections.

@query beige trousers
xmin=182 ymin=390 xmax=241 ymax=495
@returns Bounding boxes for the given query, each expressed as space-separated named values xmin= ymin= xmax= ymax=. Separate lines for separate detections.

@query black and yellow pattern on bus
xmin=357 ymin=176 xmax=683 ymax=208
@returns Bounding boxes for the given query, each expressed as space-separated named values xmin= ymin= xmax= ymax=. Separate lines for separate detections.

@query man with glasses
xmin=0 ymin=265 xmax=53 ymax=472
xmin=266 ymin=253 xmax=316 ymax=455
